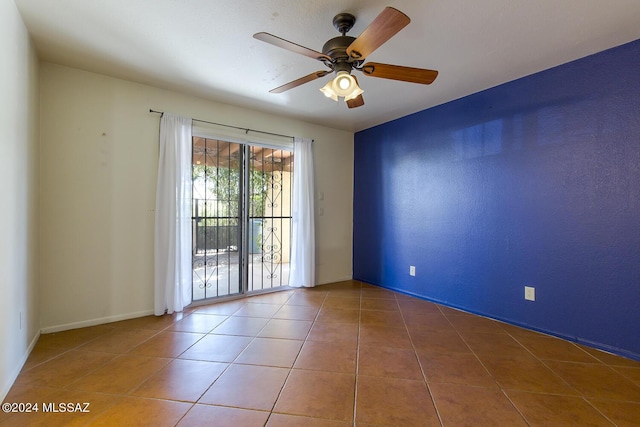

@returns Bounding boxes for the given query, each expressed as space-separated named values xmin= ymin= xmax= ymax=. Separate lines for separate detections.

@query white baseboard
xmin=40 ymin=309 xmax=154 ymax=334
xmin=317 ymin=275 xmax=353 ymax=285
xmin=1 ymin=330 xmax=40 ymax=402
xmin=3 ymin=309 xmax=155 ymax=400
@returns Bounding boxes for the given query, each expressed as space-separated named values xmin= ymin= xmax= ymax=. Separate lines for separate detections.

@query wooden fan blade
xmin=254 ymin=32 xmax=331 ymax=62
xmin=346 ymin=7 xmax=410 ymax=60
xmin=346 ymin=94 xmax=364 ymax=108
xmin=346 ymin=76 xmax=365 ymax=108
xmin=361 ymin=62 xmax=438 ymax=84
xmin=269 ymin=70 xmax=331 ymax=93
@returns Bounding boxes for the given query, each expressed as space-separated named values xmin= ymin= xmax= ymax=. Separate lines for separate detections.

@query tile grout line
xmin=264 ymin=288 xmax=329 ymax=425
xmin=441 ymin=311 xmax=506 ymax=389
xmin=170 ymin=295 xmax=284 ymax=424
xmin=160 ymin=293 xmax=285 ymax=424
xmin=399 ymin=294 xmax=445 ymax=427
xmin=506 ymin=332 xmax=590 ymax=398
xmin=441 ymin=309 xmax=534 ymax=425
xmin=351 ymin=282 xmax=363 ymax=427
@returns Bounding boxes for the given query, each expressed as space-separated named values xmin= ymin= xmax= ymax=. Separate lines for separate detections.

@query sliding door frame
xmin=190 ymin=132 xmax=293 ymax=305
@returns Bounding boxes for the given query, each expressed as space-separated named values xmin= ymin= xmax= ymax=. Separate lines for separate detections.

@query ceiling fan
xmin=253 ymin=7 xmax=438 ymax=108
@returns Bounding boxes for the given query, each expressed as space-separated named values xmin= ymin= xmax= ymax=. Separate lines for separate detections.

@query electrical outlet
xmin=409 ymin=266 xmax=416 ymax=276
xmin=524 ymin=286 xmax=535 ymax=301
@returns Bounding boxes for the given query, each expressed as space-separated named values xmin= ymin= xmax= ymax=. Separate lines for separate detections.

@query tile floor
xmin=2 ymin=280 xmax=640 ymax=426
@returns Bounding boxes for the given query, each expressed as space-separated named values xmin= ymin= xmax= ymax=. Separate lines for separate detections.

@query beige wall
xmin=0 ymin=0 xmax=40 ymax=400
xmin=39 ymin=62 xmax=354 ymax=331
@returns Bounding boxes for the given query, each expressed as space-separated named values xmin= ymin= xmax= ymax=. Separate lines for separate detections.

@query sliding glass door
xmin=192 ymin=138 xmax=243 ymax=300
xmin=191 ymin=137 xmax=293 ymax=303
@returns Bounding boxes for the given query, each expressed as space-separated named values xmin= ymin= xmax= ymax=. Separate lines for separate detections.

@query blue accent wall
xmin=353 ymin=39 xmax=640 ymax=359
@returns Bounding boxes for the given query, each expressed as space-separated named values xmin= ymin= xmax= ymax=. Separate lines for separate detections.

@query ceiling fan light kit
xmin=254 ymin=7 xmax=438 ymax=109
xmin=320 ymin=71 xmax=364 ymax=102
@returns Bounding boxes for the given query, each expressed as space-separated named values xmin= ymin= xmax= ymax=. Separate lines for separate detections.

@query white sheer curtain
xmin=154 ymin=113 xmax=193 ymax=315
xmin=289 ymin=137 xmax=316 ymax=287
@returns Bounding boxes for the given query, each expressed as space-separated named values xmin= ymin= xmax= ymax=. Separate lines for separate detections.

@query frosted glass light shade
xmin=320 ymin=81 xmax=338 ymax=101
xmin=319 ymin=71 xmax=363 ymax=103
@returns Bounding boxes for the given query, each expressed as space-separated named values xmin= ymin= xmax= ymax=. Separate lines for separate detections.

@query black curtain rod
xmin=149 ymin=109 xmax=294 ymax=140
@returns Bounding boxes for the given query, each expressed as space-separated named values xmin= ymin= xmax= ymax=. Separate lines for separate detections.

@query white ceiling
xmin=14 ymin=0 xmax=640 ymax=132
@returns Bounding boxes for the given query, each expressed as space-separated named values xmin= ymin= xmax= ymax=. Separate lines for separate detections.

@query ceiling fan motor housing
xmin=322 ymin=36 xmax=357 ymax=62
xmin=323 ymin=12 xmax=359 ymax=73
